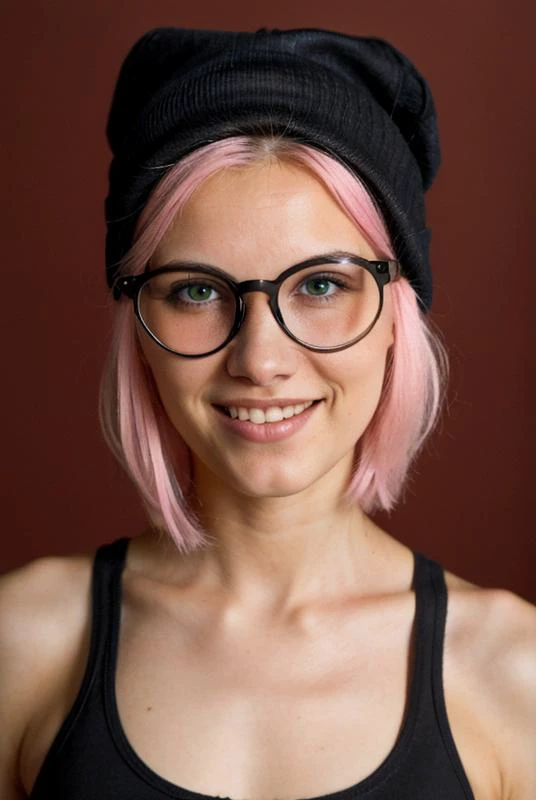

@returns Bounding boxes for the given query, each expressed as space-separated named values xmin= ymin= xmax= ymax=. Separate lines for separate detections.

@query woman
xmin=1 ymin=26 xmax=535 ymax=800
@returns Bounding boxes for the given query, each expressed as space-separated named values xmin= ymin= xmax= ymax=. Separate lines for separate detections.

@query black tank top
xmin=29 ymin=538 xmax=475 ymax=799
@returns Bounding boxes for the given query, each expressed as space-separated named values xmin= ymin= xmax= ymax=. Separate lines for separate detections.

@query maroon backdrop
xmin=2 ymin=0 xmax=534 ymax=602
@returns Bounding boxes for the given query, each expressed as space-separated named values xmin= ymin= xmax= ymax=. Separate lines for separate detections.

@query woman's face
xmin=139 ymin=161 xmax=394 ymax=502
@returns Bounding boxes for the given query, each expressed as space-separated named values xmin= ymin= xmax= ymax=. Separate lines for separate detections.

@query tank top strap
xmin=102 ymin=537 xmax=130 ymax=706
xmin=92 ymin=537 xmax=131 ymax=664
xmin=412 ymin=552 xmax=444 ymax=682
xmin=76 ymin=537 xmax=131 ymax=712
xmin=411 ymin=551 xmax=474 ymax=797
xmin=30 ymin=537 xmax=131 ymax=767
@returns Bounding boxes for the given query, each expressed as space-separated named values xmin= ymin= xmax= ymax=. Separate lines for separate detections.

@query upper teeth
xmin=227 ymin=400 xmax=314 ymax=424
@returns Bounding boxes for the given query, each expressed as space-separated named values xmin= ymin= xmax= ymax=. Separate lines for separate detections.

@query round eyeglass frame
xmin=112 ymin=253 xmax=400 ymax=358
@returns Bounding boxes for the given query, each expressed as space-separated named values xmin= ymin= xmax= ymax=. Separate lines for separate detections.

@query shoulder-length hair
xmin=99 ymin=135 xmax=449 ymax=554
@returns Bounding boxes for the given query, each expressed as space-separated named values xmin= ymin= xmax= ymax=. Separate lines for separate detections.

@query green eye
xmin=304 ymin=278 xmax=332 ymax=296
xmin=186 ymin=285 xmax=215 ymax=302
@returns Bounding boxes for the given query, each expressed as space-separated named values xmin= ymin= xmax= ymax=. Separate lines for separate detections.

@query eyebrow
xmin=151 ymin=250 xmax=370 ymax=279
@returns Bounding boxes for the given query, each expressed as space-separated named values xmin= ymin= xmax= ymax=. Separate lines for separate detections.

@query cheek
xmin=138 ymin=333 xmax=204 ymax=425
xmin=148 ymin=365 xmax=214 ymax=461
xmin=360 ymin=308 xmax=394 ymax=406
xmin=331 ymin=333 xmax=392 ymax=437
xmin=349 ymin=346 xmax=390 ymax=407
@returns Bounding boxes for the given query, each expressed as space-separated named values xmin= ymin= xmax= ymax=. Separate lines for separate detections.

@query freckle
xmin=147 ymin=706 xmax=153 ymax=711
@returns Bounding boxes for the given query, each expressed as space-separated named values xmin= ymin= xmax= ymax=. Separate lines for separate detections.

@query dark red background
xmin=2 ymin=1 xmax=534 ymax=602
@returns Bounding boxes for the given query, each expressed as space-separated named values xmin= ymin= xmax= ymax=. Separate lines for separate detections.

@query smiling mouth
xmin=214 ymin=399 xmax=322 ymax=424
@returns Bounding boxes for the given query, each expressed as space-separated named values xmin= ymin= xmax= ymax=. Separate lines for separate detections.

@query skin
xmin=139 ymin=160 xmax=396 ymax=610
xmin=0 ymin=161 xmax=535 ymax=800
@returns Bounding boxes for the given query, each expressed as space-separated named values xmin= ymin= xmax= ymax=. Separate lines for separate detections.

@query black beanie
xmin=105 ymin=27 xmax=440 ymax=310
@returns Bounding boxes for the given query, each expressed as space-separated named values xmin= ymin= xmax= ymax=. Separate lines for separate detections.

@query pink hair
xmin=99 ymin=136 xmax=449 ymax=554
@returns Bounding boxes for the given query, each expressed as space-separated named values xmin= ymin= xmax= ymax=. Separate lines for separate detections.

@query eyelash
xmin=165 ymin=273 xmax=352 ymax=307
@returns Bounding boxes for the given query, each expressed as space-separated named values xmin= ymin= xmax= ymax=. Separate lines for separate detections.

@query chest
xmin=115 ymin=593 xmax=416 ymax=799
xmin=25 ymin=583 xmax=496 ymax=800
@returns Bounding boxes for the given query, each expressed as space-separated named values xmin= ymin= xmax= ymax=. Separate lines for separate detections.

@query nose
xmin=224 ymin=291 xmax=299 ymax=385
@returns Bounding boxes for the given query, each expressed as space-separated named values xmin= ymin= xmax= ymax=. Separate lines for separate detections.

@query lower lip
xmin=213 ymin=401 xmax=322 ymax=443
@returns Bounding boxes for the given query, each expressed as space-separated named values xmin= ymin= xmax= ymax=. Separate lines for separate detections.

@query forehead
xmin=152 ymin=161 xmax=377 ymax=270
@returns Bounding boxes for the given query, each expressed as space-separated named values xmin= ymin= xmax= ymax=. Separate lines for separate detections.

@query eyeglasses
xmin=112 ymin=252 xmax=400 ymax=358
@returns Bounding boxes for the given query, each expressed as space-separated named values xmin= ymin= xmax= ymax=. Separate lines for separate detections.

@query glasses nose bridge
xmin=237 ymin=277 xmax=279 ymax=300
xmin=234 ymin=277 xmax=284 ymax=338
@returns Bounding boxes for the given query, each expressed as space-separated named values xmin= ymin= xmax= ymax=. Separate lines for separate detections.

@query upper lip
xmin=213 ymin=398 xmax=321 ymax=410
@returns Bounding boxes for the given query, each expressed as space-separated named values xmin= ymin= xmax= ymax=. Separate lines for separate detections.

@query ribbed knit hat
xmin=105 ymin=27 xmax=440 ymax=310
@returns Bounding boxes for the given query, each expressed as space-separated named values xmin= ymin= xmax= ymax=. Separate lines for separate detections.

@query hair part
xmin=99 ymin=135 xmax=449 ymax=554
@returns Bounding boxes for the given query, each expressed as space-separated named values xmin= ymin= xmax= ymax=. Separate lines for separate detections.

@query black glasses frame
xmin=112 ymin=254 xmax=400 ymax=358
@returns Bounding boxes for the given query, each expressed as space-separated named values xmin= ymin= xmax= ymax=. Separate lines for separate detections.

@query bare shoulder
xmin=443 ymin=570 xmax=536 ymax=799
xmin=0 ymin=552 xmax=94 ymax=797
xmin=0 ymin=552 xmax=94 ymax=659
xmin=443 ymin=569 xmax=536 ymax=680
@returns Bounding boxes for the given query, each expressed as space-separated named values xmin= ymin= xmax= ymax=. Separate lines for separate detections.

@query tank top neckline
xmin=101 ymin=538 xmax=434 ymax=800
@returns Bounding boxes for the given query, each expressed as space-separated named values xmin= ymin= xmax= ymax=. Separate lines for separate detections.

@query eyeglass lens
xmin=137 ymin=263 xmax=381 ymax=355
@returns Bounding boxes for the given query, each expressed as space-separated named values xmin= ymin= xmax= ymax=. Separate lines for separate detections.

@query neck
xmin=178 ymin=464 xmax=385 ymax=619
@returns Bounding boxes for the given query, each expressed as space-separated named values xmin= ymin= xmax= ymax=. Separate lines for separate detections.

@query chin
xmin=230 ymin=469 xmax=314 ymax=499
xmin=223 ymin=452 xmax=354 ymax=501
xmin=236 ymin=481 xmax=311 ymax=500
